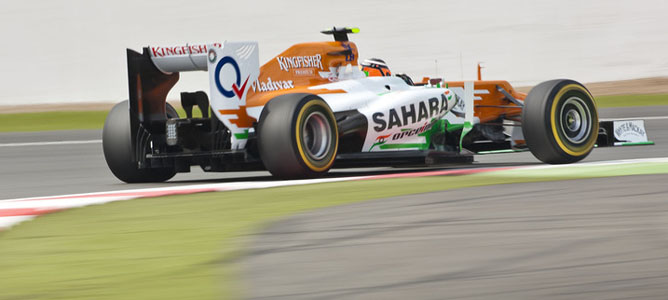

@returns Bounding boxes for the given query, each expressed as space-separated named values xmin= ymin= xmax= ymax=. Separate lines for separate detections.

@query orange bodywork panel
xmin=245 ymin=41 xmax=357 ymax=108
xmin=445 ymin=80 xmax=526 ymax=123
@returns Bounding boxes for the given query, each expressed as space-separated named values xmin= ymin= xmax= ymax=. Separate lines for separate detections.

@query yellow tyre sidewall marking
xmin=294 ymin=99 xmax=339 ymax=172
xmin=549 ymin=84 xmax=599 ymax=157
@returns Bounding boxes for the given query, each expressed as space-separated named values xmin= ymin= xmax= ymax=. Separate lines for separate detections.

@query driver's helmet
xmin=360 ymin=58 xmax=391 ymax=77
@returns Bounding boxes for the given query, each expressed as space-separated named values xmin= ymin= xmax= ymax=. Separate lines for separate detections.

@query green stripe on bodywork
xmin=445 ymin=121 xmax=464 ymax=132
xmin=379 ymin=143 xmax=427 ymax=150
xmin=595 ymin=141 xmax=655 ymax=148
xmin=615 ymin=141 xmax=655 ymax=146
xmin=234 ymin=129 xmax=249 ymax=140
xmin=374 ymin=119 xmax=444 ymax=151
xmin=459 ymin=121 xmax=473 ymax=150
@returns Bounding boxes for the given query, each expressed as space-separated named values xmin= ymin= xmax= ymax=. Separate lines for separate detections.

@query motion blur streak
xmin=2 ymin=158 xmax=667 ymax=230
xmin=0 ymin=140 xmax=101 ymax=147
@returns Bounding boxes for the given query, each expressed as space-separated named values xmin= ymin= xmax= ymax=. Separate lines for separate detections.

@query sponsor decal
xmin=369 ymin=121 xmax=438 ymax=151
xmin=318 ymin=68 xmax=338 ymax=82
xmin=372 ymin=94 xmax=450 ymax=132
xmin=294 ymin=69 xmax=315 ymax=76
xmin=151 ymin=43 xmax=222 ymax=57
xmin=342 ymin=42 xmax=355 ymax=62
xmin=276 ymin=54 xmax=323 ymax=71
xmin=251 ymin=77 xmax=294 ymax=92
xmin=214 ymin=56 xmax=250 ymax=99
xmin=369 ymin=134 xmax=391 ymax=151
xmin=613 ymin=120 xmax=648 ymax=143
xmin=391 ymin=122 xmax=434 ymax=141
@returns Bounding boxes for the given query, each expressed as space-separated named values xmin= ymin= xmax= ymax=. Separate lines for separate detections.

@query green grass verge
xmin=0 ymin=162 xmax=666 ymax=300
xmin=0 ymin=111 xmax=110 ymax=132
xmin=595 ymin=93 xmax=668 ymax=108
xmin=1 ymin=94 xmax=665 ymax=132
xmin=0 ymin=108 xmax=203 ymax=133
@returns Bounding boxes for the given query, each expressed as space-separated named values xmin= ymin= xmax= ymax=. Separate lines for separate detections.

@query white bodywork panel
xmin=443 ymin=84 xmax=482 ymax=126
xmin=207 ymin=42 xmax=260 ymax=150
xmin=313 ymin=77 xmax=459 ymax=152
xmin=149 ymin=43 xmax=222 ymax=73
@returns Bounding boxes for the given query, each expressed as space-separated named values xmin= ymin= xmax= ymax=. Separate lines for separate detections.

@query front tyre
xmin=522 ymin=79 xmax=598 ymax=164
xmin=102 ymin=100 xmax=177 ymax=183
xmin=258 ymin=94 xmax=338 ymax=179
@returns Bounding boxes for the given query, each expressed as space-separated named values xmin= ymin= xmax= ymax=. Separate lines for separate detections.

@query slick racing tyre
xmin=103 ymin=100 xmax=177 ymax=183
xmin=522 ymin=79 xmax=598 ymax=164
xmin=258 ymin=94 xmax=338 ymax=178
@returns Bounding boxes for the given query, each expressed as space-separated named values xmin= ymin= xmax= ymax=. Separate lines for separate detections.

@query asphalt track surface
xmin=242 ymin=175 xmax=668 ymax=300
xmin=1 ymin=106 xmax=667 ymax=199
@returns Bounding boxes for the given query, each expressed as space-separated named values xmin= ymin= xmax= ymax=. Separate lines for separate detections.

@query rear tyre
xmin=258 ymin=94 xmax=338 ymax=179
xmin=102 ymin=100 xmax=177 ymax=183
xmin=522 ymin=79 xmax=598 ymax=164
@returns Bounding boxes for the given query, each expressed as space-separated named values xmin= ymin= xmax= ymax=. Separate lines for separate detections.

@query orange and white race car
xmin=102 ymin=27 xmax=650 ymax=182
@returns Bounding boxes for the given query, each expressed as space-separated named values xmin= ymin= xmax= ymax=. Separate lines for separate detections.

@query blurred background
xmin=1 ymin=0 xmax=667 ymax=105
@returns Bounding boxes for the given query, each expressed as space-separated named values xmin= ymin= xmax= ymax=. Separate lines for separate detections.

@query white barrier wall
xmin=1 ymin=0 xmax=667 ymax=105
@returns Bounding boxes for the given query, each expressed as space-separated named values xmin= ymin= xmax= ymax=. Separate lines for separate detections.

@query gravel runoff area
xmin=1 ymin=77 xmax=667 ymax=114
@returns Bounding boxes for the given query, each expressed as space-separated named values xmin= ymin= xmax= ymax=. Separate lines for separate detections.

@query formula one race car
xmin=103 ymin=27 xmax=649 ymax=183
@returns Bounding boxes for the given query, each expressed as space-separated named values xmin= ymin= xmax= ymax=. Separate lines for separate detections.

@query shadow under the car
xmin=165 ymin=161 xmax=544 ymax=185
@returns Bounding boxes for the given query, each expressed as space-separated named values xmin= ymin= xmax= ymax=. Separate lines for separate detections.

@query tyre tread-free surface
xmin=102 ymin=100 xmax=176 ymax=183
xmin=258 ymin=94 xmax=338 ymax=178
xmin=522 ymin=79 xmax=598 ymax=164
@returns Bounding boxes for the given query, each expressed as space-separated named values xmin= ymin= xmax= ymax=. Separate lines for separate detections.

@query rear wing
xmin=126 ymin=42 xmax=259 ymax=153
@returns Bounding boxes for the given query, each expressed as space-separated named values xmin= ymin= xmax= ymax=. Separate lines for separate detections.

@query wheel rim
xmin=559 ymin=96 xmax=592 ymax=144
xmin=302 ymin=111 xmax=332 ymax=160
